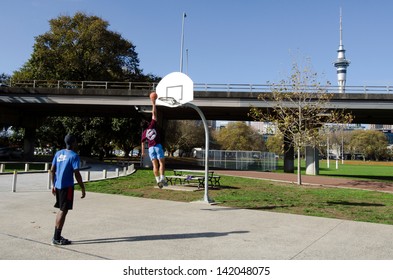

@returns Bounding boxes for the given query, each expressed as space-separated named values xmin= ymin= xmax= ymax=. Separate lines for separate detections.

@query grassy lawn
xmin=81 ymin=164 xmax=393 ymax=226
xmin=318 ymin=160 xmax=393 ymax=181
xmin=2 ymin=162 xmax=49 ymax=172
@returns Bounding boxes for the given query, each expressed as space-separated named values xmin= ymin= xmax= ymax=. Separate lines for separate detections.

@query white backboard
xmin=156 ymin=72 xmax=194 ymax=107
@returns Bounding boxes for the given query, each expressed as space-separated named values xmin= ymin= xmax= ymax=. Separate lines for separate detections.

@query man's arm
xmin=74 ymin=170 xmax=86 ymax=198
xmin=50 ymin=165 xmax=56 ymax=196
xmin=151 ymin=99 xmax=157 ymax=121
xmin=141 ymin=141 xmax=145 ymax=157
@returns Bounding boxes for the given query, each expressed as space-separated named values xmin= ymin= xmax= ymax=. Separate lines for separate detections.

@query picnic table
xmin=165 ymin=169 xmax=221 ymax=189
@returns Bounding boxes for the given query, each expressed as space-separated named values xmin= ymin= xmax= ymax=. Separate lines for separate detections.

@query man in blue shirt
xmin=50 ymin=134 xmax=85 ymax=245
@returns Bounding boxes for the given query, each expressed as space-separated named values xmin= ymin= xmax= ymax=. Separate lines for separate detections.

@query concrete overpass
xmin=1 ymin=81 xmax=393 ymax=125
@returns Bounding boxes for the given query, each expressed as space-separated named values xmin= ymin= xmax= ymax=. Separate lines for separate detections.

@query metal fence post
xmin=47 ymin=170 xmax=52 ymax=190
xmin=85 ymin=171 xmax=90 ymax=182
xmin=12 ymin=170 xmax=17 ymax=192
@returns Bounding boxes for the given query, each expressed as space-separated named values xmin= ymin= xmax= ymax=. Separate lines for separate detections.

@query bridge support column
xmin=305 ymin=146 xmax=319 ymax=175
xmin=283 ymin=135 xmax=294 ymax=173
xmin=23 ymin=127 xmax=36 ymax=161
xmin=19 ymin=116 xmax=43 ymax=161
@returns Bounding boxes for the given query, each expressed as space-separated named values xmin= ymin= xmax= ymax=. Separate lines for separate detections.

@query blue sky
xmin=1 ymin=0 xmax=392 ymax=86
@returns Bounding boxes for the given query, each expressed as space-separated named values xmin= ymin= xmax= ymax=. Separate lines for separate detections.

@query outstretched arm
xmin=151 ymin=99 xmax=157 ymax=121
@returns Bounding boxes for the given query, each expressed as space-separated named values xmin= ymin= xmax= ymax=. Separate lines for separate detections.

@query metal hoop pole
xmin=184 ymin=102 xmax=213 ymax=203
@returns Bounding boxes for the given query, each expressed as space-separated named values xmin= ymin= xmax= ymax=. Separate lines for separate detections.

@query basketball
xmin=149 ymin=92 xmax=158 ymax=101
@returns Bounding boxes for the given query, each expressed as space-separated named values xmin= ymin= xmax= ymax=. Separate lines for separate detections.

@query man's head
xmin=141 ymin=119 xmax=149 ymax=130
xmin=64 ymin=134 xmax=77 ymax=150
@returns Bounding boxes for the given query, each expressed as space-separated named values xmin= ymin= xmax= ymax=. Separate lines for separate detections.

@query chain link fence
xmin=194 ymin=149 xmax=277 ymax=171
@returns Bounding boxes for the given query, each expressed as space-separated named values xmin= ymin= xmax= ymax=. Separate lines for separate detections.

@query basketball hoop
xmin=157 ymin=97 xmax=182 ymax=107
xmin=156 ymin=72 xmax=193 ymax=107
xmin=155 ymin=72 xmax=213 ymax=204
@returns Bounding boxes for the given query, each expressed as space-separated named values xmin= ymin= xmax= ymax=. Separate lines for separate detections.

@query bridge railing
xmin=194 ymin=83 xmax=393 ymax=94
xmin=345 ymin=85 xmax=393 ymax=94
xmin=194 ymin=83 xmax=272 ymax=93
xmin=7 ymin=80 xmax=393 ymax=94
xmin=9 ymin=80 xmax=156 ymax=90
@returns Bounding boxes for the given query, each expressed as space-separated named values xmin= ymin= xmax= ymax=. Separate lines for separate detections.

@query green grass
xmin=276 ymin=159 xmax=393 ymax=182
xmin=2 ymin=162 xmax=49 ymax=172
xmin=81 ymin=166 xmax=393 ymax=226
xmin=318 ymin=160 xmax=393 ymax=181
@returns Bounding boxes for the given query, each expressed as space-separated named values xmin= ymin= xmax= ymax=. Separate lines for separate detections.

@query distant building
xmin=369 ymin=124 xmax=393 ymax=130
xmin=248 ymin=121 xmax=276 ymax=135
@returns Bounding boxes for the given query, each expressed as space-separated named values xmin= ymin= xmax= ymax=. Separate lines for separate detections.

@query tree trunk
xmin=297 ymin=147 xmax=302 ymax=185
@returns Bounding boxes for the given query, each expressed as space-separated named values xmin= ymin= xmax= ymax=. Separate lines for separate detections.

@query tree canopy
xmin=266 ymin=132 xmax=284 ymax=156
xmin=348 ymin=130 xmax=388 ymax=161
xmin=164 ymin=120 xmax=206 ymax=156
xmin=213 ymin=122 xmax=265 ymax=151
xmin=10 ymin=12 xmax=158 ymax=158
xmin=13 ymin=12 xmax=143 ymax=81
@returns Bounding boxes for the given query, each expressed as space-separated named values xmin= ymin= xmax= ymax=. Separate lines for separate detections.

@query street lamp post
xmin=180 ymin=12 xmax=186 ymax=73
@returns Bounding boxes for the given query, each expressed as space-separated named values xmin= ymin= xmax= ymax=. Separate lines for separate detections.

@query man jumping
xmin=141 ymin=92 xmax=167 ymax=188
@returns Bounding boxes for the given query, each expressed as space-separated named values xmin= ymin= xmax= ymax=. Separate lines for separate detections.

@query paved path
xmin=1 ymin=164 xmax=393 ymax=260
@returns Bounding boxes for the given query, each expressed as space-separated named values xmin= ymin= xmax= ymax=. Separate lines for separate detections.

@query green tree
xmin=164 ymin=120 xmax=205 ymax=156
xmin=348 ymin=130 xmax=388 ymax=161
xmin=35 ymin=116 xmax=109 ymax=155
xmin=13 ymin=12 xmax=141 ymax=81
xmin=213 ymin=122 xmax=265 ymax=151
xmin=0 ymin=73 xmax=11 ymax=84
xmin=111 ymin=116 xmax=143 ymax=157
xmin=11 ymin=12 xmax=157 ymax=158
xmin=266 ymin=133 xmax=284 ymax=156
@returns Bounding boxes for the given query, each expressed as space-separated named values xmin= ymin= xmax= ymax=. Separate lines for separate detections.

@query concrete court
xmin=1 ymin=187 xmax=393 ymax=260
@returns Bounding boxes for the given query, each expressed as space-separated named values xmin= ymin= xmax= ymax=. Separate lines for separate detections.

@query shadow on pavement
xmin=73 ymin=230 xmax=249 ymax=245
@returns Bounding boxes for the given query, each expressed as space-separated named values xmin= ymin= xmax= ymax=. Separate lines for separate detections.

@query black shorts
xmin=54 ymin=187 xmax=74 ymax=211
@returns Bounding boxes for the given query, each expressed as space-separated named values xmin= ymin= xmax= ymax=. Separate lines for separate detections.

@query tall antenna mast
xmin=334 ymin=8 xmax=350 ymax=93
xmin=339 ymin=8 xmax=343 ymax=47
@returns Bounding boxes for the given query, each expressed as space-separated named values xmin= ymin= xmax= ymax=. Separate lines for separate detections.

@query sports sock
xmin=160 ymin=175 xmax=165 ymax=181
xmin=54 ymin=227 xmax=62 ymax=240
xmin=155 ymin=176 xmax=160 ymax=183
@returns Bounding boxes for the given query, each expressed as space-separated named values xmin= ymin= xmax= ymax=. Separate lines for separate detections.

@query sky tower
xmin=334 ymin=8 xmax=350 ymax=93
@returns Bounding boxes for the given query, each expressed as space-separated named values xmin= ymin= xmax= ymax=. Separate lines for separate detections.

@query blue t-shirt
xmin=52 ymin=149 xmax=80 ymax=189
